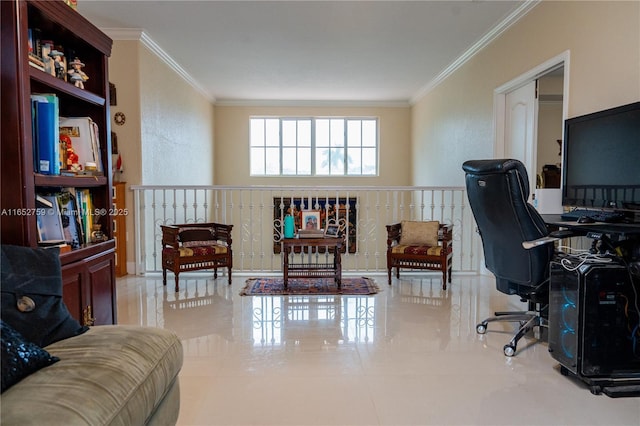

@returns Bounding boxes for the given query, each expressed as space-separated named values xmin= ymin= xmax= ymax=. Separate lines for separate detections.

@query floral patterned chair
xmin=161 ymin=223 xmax=233 ymax=292
xmin=386 ymin=221 xmax=453 ymax=290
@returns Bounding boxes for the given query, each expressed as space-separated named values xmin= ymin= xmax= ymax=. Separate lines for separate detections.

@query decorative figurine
xmin=67 ymin=58 xmax=88 ymax=89
xmin=61 ymin=134 xmax=81 ymax=172
xmin=48 ymin=49 xmax=66 ymax=80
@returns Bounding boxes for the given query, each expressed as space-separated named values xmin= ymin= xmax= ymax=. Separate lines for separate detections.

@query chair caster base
xmin=503 ymin=344 xmax=516 ymax=357
xmin=476 ymin=322 xmax=488 ymax=334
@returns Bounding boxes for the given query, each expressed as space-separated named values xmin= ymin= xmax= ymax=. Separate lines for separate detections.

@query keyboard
xmin=560 ymin=209 xmax=627 ymax=223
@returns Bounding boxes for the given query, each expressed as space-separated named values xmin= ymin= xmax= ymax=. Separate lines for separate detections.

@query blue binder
xmin=35 ymin=101 xmax=56 ymax=175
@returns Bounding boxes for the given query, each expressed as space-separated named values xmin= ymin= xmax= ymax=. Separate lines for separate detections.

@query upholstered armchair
xmin=386 ymin=221 xmax=453 ymax=290
xmin=161 ymin=222 xmax=233 ymax=292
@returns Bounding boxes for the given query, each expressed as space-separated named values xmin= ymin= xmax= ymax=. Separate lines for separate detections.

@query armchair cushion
xmin=163 ymin=245 xmax=228 ymax=258
xmin=391 ymin=245 xmax=447 ymax=256
xmin=399 ymin=220 xmax=439 ymax=246
xmin=179 ymin=228 xmax=217 ymax=247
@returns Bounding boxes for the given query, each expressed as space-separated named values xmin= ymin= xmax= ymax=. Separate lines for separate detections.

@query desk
xmin=542 ymin=214 xmax=640 ymax=239
xmin=282 ymin=237 xmax=344 ymax=290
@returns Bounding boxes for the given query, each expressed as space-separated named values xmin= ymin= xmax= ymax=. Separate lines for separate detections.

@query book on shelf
xmin=31 ymin=95 xmax=60 ymax=175
xmin=36 ymin=190 xmax=89 ymax=249
xmin=36 ymin=194 xmax=65 ymax=244
xmin=76 ymin=189 xmax=94 ymax=243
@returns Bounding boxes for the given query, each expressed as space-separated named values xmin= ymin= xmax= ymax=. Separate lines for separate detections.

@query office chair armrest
xmin=522 ymin=229 xmax=586 ymax=249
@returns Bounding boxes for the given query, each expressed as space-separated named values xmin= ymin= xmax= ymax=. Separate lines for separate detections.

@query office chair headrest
xmin=462 ymin=159 xmax=530 ymax=198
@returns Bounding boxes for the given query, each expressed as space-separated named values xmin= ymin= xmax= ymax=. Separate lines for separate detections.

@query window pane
xmin=298 ymin=120 xmax=311 ymax=147
xmin=330 ymin=148 xmax=345 ymax=175
xmin=298 ymin=147 xmax=311 ymax=174
xmin=347 ymin=121 xmax=361 ymax=147
xmin=362 ymin=120 xmax=377 ymax=147
xmin=316 ymin=147 xmax=330 ymax=174
xmin=316 ymin=119 xmax=329 ymax=147
xmin=250 ymin=147 xmax=265 ymax=174
xmin=265 ymin=147 xmax=280 ymax=175
xmin=250 ymin=119 xmax=265 ymax=146
xmin=282 ymin=121 xmax=296 ymax=147
xmin=347 ymin=147 xmax=361 ymax=174
xmin=282 ymin=147 xmax=297 ymax=174
xmin=362 ymin=147 xmax=377 ymax=175
xmin=265 ymin=119 xmax=279 ymax=146
xmin=330 ymin=119 xmax=344 ymax=147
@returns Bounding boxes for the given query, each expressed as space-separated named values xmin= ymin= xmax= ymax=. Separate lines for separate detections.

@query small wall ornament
xmin=114 ymin=112 xmax=126 ymax=126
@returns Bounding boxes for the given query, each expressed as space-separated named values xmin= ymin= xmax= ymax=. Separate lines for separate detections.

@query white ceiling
xmin=77 ymin=0 xmax=529 ymax=104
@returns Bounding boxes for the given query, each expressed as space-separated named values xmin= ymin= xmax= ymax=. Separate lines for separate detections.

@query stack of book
xmin=30 ymin=92 xmax=103 ymax=176
xmin=36 ymin=189 xmax=95 ymax=249
xmin=298 ymin=229 xmax=325 ymax=238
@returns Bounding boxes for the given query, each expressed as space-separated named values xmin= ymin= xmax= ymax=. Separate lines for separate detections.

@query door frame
xmin=493 ymin=50 xmax=570 ymax=160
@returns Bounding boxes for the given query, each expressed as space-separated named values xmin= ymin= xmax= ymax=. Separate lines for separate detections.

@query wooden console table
xmin=282 ymin=237 xmax=344 ymax=290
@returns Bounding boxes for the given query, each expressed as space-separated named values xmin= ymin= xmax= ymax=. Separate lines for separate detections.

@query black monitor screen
xmin=562 ymin=101 xmax=640 ymax=212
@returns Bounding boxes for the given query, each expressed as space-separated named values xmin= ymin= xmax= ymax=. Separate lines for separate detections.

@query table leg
xmin=335 ymin=246 xmax=342 ymax=289
xmin=283 ymin=248 xmax=289 ymax=290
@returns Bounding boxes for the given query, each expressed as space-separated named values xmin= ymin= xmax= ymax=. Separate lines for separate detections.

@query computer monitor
xmin=562 ymin=101 xmax=640 ymax=215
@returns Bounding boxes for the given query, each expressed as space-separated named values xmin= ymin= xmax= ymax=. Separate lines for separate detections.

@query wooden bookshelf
xmin=1 ymin=0 xmax=117 ymax=325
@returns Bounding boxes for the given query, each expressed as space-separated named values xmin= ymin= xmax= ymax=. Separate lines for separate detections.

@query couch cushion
xmin=1 ymin=320 xmax=59 ymax=393
xmin=399 ymin=221 xmax=439 ymax=246
xmin=0 ymin=245 xmax=88 ymax=347
xmin=0 ymin=325 xmax=183 ymax=426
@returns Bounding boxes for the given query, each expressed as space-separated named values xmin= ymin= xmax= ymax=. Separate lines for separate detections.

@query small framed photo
xmin=301 ymin=211 xmax=321 ymax=230
xmin=324 ymin=223 xmax=340 ymax=237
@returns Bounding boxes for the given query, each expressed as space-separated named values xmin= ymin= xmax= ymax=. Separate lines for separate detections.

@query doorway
xmin=493 ymin=51 xmax=569 ymax=199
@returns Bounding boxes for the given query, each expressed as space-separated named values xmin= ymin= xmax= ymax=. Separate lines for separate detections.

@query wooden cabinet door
xmin=62 ymin=262 xmax=89 ymax=325
xmin=87 ymin=252 xmax=117 ymax=325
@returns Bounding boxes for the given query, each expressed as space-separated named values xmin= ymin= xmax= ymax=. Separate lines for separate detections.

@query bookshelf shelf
xmin=30 ymin=68 xmax=106 ymax=106
xmin=34 ymin=173 xmax=108 ymax=187
xmin=2 ymin=0 xmax=117 ymax=325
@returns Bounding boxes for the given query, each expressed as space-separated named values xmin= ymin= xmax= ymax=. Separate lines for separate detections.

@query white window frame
xmin=249 ymin=117 xmax=379 ymax=177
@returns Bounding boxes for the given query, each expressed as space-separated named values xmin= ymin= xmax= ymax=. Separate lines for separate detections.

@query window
xmin=250 ymin=117 xmax=378 ymax=176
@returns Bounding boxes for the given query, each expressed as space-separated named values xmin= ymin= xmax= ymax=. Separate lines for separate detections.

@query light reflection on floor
xmin=115 ymin=273 xmax=640 ymax=426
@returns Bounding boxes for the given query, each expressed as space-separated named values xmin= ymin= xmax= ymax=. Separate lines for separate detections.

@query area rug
xmin=240 ymin=277 xmax=380 ymax=296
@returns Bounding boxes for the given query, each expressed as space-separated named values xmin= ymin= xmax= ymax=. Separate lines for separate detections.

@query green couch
xmin=1 ymin=324 xmax=183 ymax=425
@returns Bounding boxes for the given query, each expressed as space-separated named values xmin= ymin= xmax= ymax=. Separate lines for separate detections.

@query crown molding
xmin=101 ymin=28 xmax=216 ymax=103
xmin=214 ymin=99 xmax=410 ymax=108
xmin=410 ymin=0 xmax=540 ymax=105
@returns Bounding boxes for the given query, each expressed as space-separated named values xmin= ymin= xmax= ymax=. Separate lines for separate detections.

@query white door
xmin=504 ymin=80 xmax=538 ymax=198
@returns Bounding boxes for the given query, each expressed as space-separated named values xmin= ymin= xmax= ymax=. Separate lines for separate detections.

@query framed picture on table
xmin=324 ymin=223 xmax=340 ymax=237
xmin=301 ymin=211 xmax=321 ymax=230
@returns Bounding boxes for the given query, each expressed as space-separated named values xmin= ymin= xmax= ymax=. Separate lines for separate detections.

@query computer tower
xmin=548 ymin=259 xmax=640 ymax=394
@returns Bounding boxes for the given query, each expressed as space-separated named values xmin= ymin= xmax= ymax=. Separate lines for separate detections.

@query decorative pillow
xmin=1 ymin=320 xmax=59 ymax=393
xmin=0 ymin=245 xmax=88 ymax=348
xmin=399 ymin=220 xmax=440 ymax=246
xmin=179 ymin=228 xmax=217 ymax=247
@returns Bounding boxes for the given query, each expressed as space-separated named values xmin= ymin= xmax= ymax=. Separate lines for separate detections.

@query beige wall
xmin=108 ymin=39 xmax=215 ymax=273
xmin=214 ymin=105 xmax=411 ymax=186
xmin=139 ymin=48 xmax=215 ymax=186
xmin=412 ymin=0 xmax=640 ymax=186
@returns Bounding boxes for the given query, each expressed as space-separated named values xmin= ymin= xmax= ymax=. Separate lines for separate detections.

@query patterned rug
xmin=240 ymin=277 xmax=380 ymax=296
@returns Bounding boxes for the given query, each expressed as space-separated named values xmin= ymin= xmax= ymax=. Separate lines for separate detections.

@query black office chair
xmin=462 ymin=159 xmax=557 ymax=356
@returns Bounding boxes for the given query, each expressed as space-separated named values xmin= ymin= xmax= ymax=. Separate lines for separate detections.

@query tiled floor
xmin=115 ymin=273 xmax=640 ymax=426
